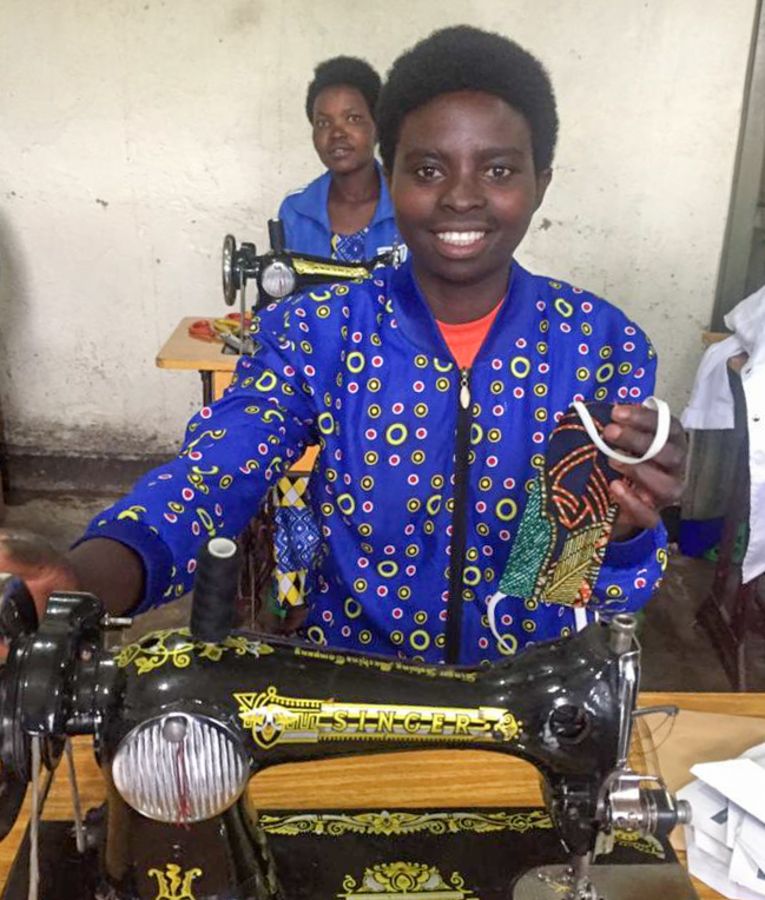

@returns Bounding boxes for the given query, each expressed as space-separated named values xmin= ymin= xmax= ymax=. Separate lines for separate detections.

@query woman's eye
xmin=415 ymin=165 xmax=440 ymax=180
xmin=348 ymin=114 xmax=362 ymax=123
xmin=487 ymin=165 xmax=514 ymax=179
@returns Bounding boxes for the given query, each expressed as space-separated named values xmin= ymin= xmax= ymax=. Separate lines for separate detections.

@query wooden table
xmin=156 ymin=316 xmax=318 ymax=471
xmin=1 ymin=692 xmax=763 ymax=897
xmin=156 ymin=316 xmax=239 ymax=404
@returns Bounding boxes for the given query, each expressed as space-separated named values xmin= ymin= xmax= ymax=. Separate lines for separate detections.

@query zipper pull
xmin=459 ymin=368 xmax=471 ymax=410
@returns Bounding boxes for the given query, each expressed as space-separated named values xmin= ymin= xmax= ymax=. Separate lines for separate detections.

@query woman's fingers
xmin=603 ymin=406 xmax=686 ymax=472
xmin=609 ymin=459 xmax=684 ymax=507
xmin=610 ymin=480 xmax=661 ymax=530
xmin=602 ymin=405 xmax=687 ymax=531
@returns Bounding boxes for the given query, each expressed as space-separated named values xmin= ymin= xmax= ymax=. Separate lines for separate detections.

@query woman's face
xmin=389 ymin=91 xmax=551 ymax=300
xmin=311 ymin=85 xmax=377 ymax=176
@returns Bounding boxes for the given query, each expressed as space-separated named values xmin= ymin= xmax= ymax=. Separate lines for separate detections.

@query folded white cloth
xmin=681 ymin=284 xmax=765 ymax=583
xmin=682 ymin=285 xmax=765 ymax=430
xmin=680 ymin=742 xmax=765 ymax=899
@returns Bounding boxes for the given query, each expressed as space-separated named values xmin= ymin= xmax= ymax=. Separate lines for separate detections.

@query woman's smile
xmin=433 ymin=229 xmax=490 ymax=258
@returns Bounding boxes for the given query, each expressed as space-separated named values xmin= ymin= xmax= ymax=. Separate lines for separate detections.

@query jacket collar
xmin=291 ymin=161 xmax=396 ymax=231
xmin=388 ymin=257 xmax=539 ymax=366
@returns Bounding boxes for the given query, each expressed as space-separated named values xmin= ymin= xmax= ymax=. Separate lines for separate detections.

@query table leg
xmin=200 ymin=371 xmax=213 ymax=407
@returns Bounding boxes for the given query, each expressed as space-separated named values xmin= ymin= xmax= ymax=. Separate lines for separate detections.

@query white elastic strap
xmin=572 ymin=396 xmax=671 ymax=466
xmin=486 ymin=591 xmax=515 ymax=654
xmin=574 ymin=606 xmax=589 ymax=632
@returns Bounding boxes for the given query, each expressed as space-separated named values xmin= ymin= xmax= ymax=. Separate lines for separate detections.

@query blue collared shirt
xmin=277 ymin=162 xmax=400 ymax=260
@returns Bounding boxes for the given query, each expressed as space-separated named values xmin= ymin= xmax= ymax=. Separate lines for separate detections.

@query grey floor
xmin=2 ymin=492 xmax=763 ymax=692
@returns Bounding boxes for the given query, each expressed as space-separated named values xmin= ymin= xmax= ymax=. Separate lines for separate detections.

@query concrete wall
xmin=0 ymin=0 xmax=758 ymax=459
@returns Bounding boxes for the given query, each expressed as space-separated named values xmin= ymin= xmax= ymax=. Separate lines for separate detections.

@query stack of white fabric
xmin=679 ymin=742 xmax=765 ymax=898
xmin=681 ymin=284 xmax=765 ymax=584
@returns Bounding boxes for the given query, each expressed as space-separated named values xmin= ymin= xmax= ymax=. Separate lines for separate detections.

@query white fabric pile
xmin=679 ymin=742 xmax=765 ymax=898
xmin=681 ymin=285 xmax=765 ymax=583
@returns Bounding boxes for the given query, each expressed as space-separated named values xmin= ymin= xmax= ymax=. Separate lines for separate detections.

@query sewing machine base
xmin=1 ymin=807 xmax=699 ymax=900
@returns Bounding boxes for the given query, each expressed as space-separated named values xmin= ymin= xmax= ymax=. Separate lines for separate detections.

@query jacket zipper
xmin=444 ymin=367 xmax=472 ymax=664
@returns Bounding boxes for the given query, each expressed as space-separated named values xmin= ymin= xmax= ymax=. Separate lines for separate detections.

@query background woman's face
xmin=389 ymin=91 xmax=551 ymax=293
xmin=312 ymin=85 xmax=377 ymax=176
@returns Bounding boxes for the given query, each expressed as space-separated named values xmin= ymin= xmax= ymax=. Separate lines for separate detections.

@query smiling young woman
xmin=1 ymin=26 xmax=686 ymax=666
xmin=277 ymin=56 xmax=401 ymax=262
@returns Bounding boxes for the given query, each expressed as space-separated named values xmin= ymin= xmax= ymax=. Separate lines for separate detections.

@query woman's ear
xmin=535 ymin=168 xmax=552 ymax=210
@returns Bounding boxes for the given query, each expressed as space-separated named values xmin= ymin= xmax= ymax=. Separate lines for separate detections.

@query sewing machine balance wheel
xmin=0 ymin=669 xmax=30 ymax=841
xmin=221 ymin=233 xmax=240 ymax=306
xmin=0 ymin=579 xmax=38 ymax=840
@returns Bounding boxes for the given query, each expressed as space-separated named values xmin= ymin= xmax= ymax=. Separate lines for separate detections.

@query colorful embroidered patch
xmin=499 ymin=402 xmax=618 ymax=607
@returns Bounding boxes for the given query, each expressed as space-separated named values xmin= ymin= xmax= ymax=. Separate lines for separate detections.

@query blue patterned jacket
xmin=82 ymin=259 xmax=667 ymax=664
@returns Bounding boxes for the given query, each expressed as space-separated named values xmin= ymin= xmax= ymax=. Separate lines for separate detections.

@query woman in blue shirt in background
xmin=278 ymin=56 xmax=400 ymax=262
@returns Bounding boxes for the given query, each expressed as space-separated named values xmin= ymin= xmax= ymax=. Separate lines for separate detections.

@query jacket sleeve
xmin=77 ymin=303 xmax=317 ymax=612
xmin=588 ymin=306 xmax=669 ymax=616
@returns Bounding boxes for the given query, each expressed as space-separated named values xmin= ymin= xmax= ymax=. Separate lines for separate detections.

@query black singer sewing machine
xmin=0 ymin=537 xmax=697 ymax=899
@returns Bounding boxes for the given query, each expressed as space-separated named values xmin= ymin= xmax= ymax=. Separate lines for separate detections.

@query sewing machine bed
xmin=1 ymin=806 xmax=697 ymax=899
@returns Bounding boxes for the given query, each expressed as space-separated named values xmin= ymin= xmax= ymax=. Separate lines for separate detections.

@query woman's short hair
xmin=305 ymin=56 xmax=382 ymax=122
xmin=377 ymin=26 xmax=558 ymax=173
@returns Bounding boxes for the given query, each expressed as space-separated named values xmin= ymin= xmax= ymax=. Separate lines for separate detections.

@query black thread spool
xmin=268 ymin=218 xmax=285 ymax=254
xmin=190 ymin=537 xmax=240 ymax=643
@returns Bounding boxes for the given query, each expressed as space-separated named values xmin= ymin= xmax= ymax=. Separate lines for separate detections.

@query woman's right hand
xmin=0 ymin=529 xmax=82 ymax=619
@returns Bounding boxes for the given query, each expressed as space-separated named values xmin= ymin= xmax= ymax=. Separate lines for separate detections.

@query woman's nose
xmin=440 ymin=174 xmax=486 ymax=211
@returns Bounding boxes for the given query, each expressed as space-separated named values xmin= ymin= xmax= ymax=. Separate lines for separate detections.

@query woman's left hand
xmin=602 ymin=404 xmax=687 ymax=537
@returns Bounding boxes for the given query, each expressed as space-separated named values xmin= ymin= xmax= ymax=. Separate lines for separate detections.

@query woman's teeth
xmin=436 ymin=231 xmax=486 ymax=246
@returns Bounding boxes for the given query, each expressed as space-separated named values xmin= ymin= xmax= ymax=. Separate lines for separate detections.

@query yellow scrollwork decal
xmin=115 ymin=627 xmax=273 ymax=675
xmin=260 ymin=809 xmax=551 ymax=838
xmin=339 ymin=861 xmax=475 ymax=899
xmin=148 ymin=863 xmax=202 ymax=900
xmin=257 ymin=810 xmax=664 ymax=858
